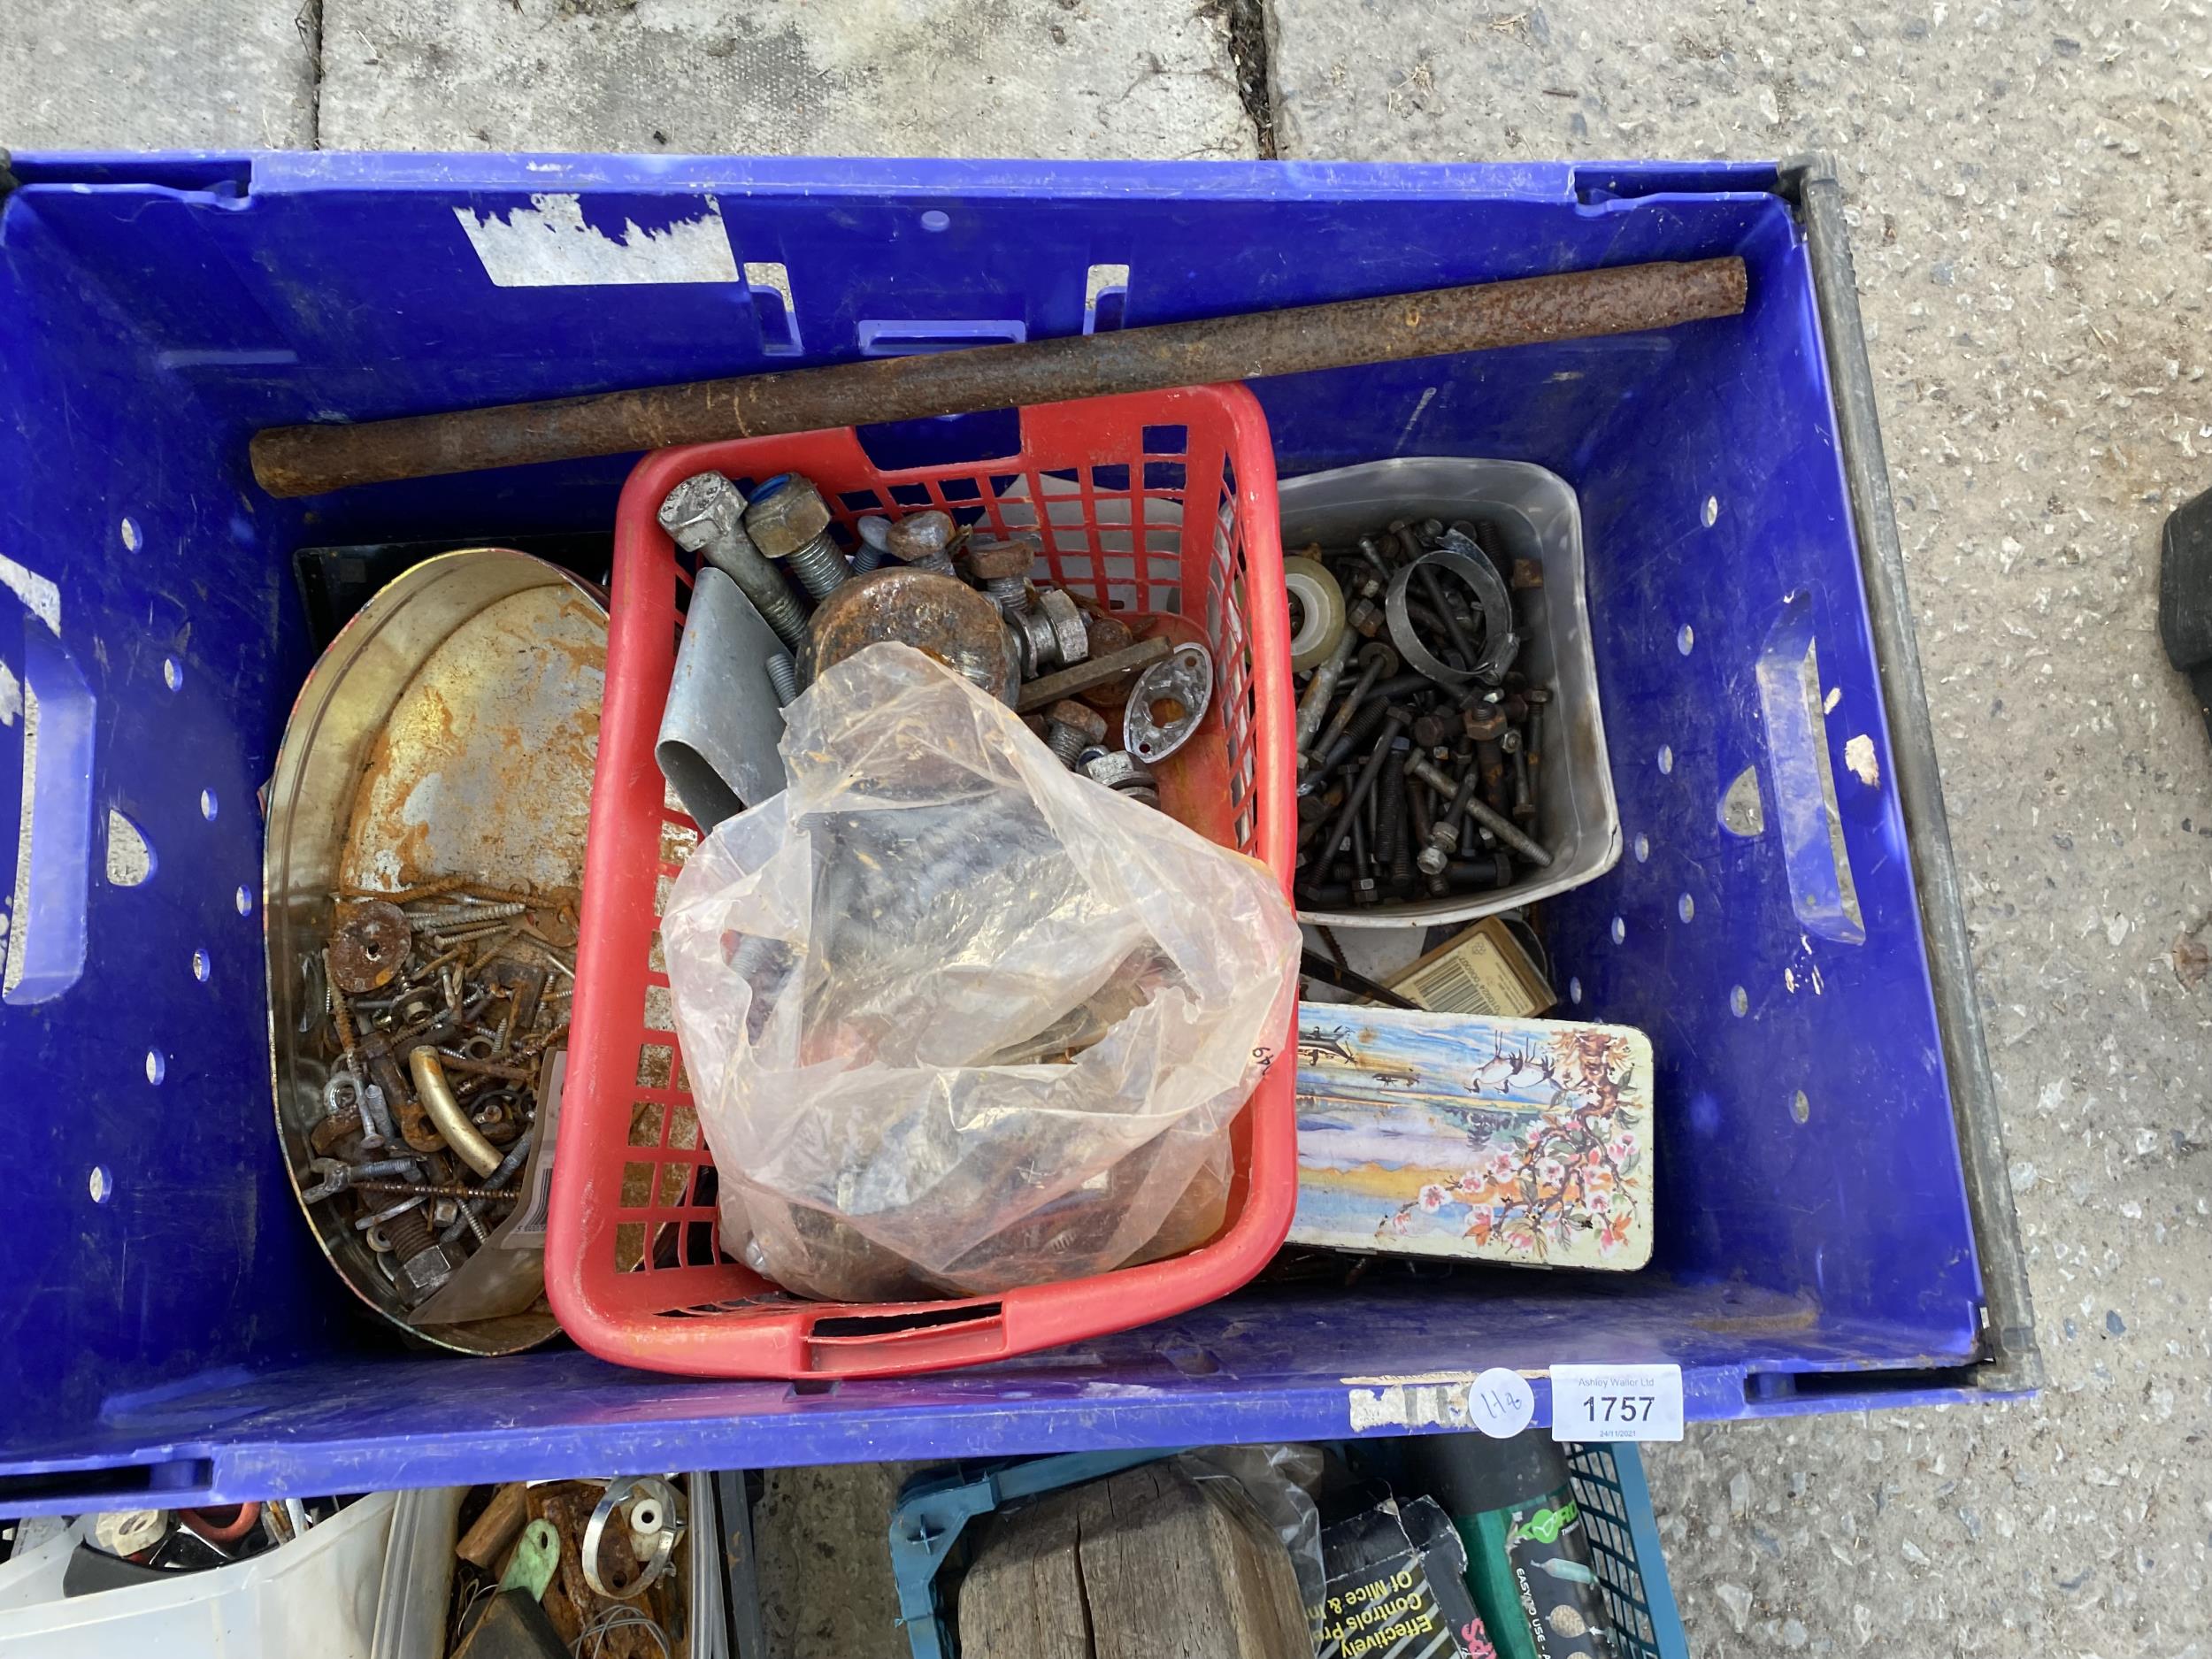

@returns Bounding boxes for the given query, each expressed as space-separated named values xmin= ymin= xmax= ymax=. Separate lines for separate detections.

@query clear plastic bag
xmin=660 ymin=643 xmax=1300 ymax=1302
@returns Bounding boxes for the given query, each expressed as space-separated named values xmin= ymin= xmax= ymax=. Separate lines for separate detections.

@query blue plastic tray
xmin=0 ymin=153 xmax=2034 ymax=1509
xmin=887 ymin=1443 xmax=1686 ymax=1659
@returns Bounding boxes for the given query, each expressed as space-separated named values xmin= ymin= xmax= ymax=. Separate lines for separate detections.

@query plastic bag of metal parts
xmin=659 ymin=642 xmax=1300 ymax=1302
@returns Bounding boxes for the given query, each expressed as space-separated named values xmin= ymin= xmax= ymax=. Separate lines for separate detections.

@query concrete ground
xmin=9 ymin=1 xmax=2211 ymax=1654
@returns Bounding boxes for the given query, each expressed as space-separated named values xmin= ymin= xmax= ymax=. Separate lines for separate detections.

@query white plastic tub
xmin=1282 ymin=457 xmax=1622 ymax=929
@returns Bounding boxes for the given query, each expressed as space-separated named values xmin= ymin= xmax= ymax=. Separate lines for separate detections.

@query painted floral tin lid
xmin=1288 ymin=1004 xmax=1655 ymax=1271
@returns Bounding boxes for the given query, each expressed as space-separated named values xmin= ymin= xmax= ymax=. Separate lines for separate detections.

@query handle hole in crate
xmin=810 ymin=1303 xmax=1001 ymax=1340
xmin=853 ymin=408 xmax=1022 ymax=475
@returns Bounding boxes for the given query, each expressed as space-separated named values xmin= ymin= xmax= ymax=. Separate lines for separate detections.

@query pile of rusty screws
xmin=300 ymin=877 xmax=576 ymax=1306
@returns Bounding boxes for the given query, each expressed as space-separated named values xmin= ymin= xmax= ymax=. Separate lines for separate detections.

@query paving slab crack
xmin=1206 ymin=0 xmax=1277 ymax=157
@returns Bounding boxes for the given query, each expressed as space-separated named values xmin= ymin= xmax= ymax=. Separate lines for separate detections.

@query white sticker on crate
xmin=1344 ymin=1370 xmax=1540 ymax=1434
xmin=1548 ymin=1363 xmax=1685 ymax=1442
xmin=455 ymin=194 xmax=740 ymax=288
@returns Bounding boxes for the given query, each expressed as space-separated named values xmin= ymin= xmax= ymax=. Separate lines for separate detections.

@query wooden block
xmin=955 ymin=1484 xmax=1093 ymax=1659
xmin=959 ymin=1463 xmax=1311 ymax=1659
xmin=457 ymin=1481 xmax=531 ymax=1571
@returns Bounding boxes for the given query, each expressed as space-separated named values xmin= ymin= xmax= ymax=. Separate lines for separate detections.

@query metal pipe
xmin=409 ymin=1046 xmax=503 ymax=1178
xmin=250 ymin=258 xmax=1750 ymax=497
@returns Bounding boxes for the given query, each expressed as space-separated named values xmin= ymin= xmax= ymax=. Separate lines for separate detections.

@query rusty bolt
xmin=1042 ymin=699 xmax=1109 ymax=767
xmin=744 ymin=473 xmax=851 ymax=600
xmin=1348 ymin=596 xmax=1385 ymax=639
xmin=659 ymin=471 xmax=811 ymax=649
xmin=886 ymin=511 xmax=957 ymax=576
xmin=966 ymin=536 xmax=1039 ymax=615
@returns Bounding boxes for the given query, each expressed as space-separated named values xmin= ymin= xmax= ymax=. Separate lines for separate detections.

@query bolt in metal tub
xmin=0 ymin=152 xmax=2034 ymax=1509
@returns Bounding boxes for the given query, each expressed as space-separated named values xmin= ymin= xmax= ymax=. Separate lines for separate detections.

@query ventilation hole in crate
xmin=838 ymin=490 xmax=884 ymax=514
xmin=144 ymin=1048 xmax=165 ymax=1085
xmin=162 ymin=657 xmax=183 ymax=692
xmin=889 ymin=482 xmax=933 ymax=508
xmin=1656 ymin=745 xmax=1674 ymax=775
xmin=1678 ymin=893 xmax=1695 ymax=924
xmin=1731 ymin=984 xmax=1748 ymax=1018
xmin=1568 ymin=977 xmax=1583 ymax=1005
xmin=1791 ymin=1088 xmax=1811 ymax=1125
xmin=234 ymin=884 xmax=254 ymax=916
xmin=1609 ymin=916 xmax=1626 ymax=945
xmin=644 ymin=983 xmax=673 ymax=1030
xmin=919 ymin=209 xmax=950 ymax=233
xmin=637 ymin=1043 xmax=677 ymax=1095
xmin=120 ymin=518 xmax=142 ymax=552
xmin=1632 ymin=833 xmax=1649 ymax=864
xmin=668 ymin=1103 xmax=701 ymax=1150
xmin=788 ymin=1377 xmax=840 ymax=1397
xmin=615 ymin=1223 xmax=646 ymax=1270
xmin=198 ymin=787 xmax=218 ymax=821
xmin=1702 ymin=495 xmax=1720 ymax=527
xmin=88 ymin=1164 xmax=112 ymax=1204
xmin=1142 ymin=424 xmax=1188 ymax=456
xmin=657 ymin=1163 xmax=695 ymax=1208
xmin=630 ymin=1099 xmax=668 ymax=1148
xmin=191 ymin=948 xmax=210 ymax=983
xmin=1090 ymin=464 xmax=1131 ymax=494
xmin=1678 ymin=625 xmax=1695 ymax=656
xmin=620 ymin=1161 xmax=655 ymax=1208
xmin=105 ymin=810 xmax=153 ymax=887
xmin=940 ymin=476 xmax=981 ymax=503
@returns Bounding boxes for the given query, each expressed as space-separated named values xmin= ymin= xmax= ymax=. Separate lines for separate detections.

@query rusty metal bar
xmin=250 ymin=258 xmax=1748 ymax=498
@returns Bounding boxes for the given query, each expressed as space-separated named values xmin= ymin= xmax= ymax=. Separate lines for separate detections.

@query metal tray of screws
xmin=264 ymin=548 xmax=605 ymax=1354
xmin=1284 ymin=457 xmax=1621 ymax=928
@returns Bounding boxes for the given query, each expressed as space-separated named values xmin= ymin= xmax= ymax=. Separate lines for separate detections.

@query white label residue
xmin=1844 ymin=732 xmax=1880 ymax=787
xmin=455 ymin=193 xmax=740 ymax=288
xmin=0 ymin=553 xmax=60 ymax=636
xmin=1346 ymin=1370 xmax=1536 ymax=1433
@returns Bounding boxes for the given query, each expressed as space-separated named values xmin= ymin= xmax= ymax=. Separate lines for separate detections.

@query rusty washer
xmin=328 ymin=899 xmax=412 ymax=993
xmin=801 ymin=566 xmax=1020 ymax=704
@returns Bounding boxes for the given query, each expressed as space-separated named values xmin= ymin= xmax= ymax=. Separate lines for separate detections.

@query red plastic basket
xmin=549 ymin=385 xmax=1296 ymax=1378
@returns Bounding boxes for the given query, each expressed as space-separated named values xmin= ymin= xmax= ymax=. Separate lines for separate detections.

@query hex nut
xmin=1035 ymin=588 xmax=1089 ymax=667
xmin=399 ymin=1242 xmax=457 ymax=1299
xmin=1462 ymin=704 xmax=1508 ymax=742
xmin=1082 ymin=749 xmax=1158 ymax=795
xmin=657 ymin=472 xmax=747 ymax=549
xmin=742 ymin=474 xmax=833 ymax=558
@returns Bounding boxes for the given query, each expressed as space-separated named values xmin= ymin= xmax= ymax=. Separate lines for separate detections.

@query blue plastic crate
xmin=887 ymin=1443 xmax=1686 ymax=1659
xmin=0 ymin=153 xmax=2034 ymax=1510
xmin=1563 ymin=1444 xmax=1687 ymax=1659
